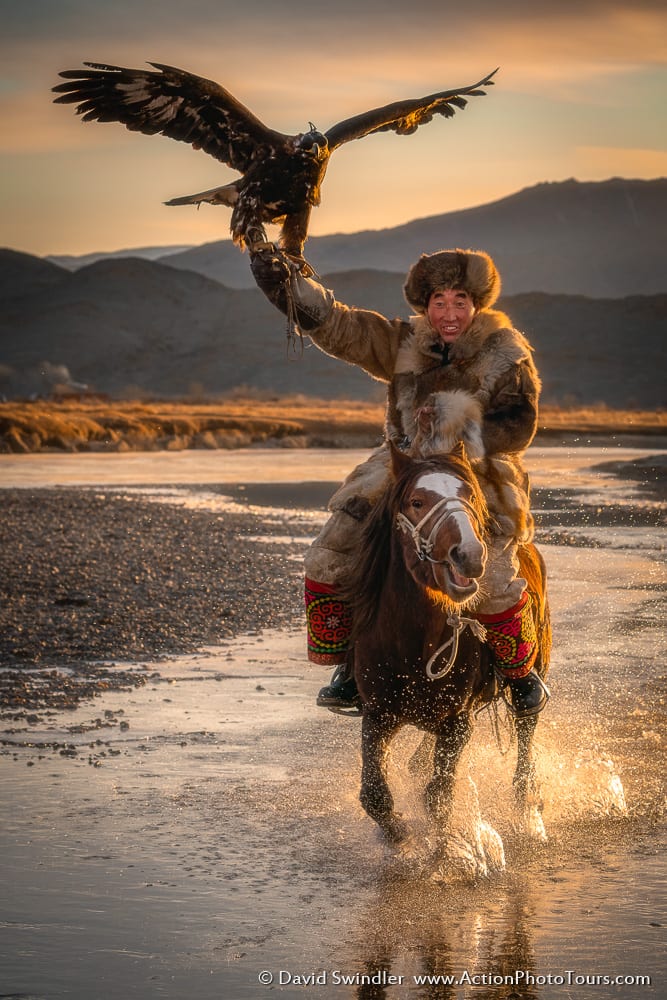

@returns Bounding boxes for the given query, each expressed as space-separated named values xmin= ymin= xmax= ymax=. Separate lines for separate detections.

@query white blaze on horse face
xmin=414 ymin=472 xmax=481 ymax=556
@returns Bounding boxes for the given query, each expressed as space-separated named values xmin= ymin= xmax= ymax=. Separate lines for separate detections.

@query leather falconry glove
xmin=250 ymin=247 xmax=335 ymax=333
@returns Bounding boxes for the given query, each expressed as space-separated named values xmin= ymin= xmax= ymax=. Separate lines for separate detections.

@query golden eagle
xmin=53 ymin=62 xmax=497 ymax=262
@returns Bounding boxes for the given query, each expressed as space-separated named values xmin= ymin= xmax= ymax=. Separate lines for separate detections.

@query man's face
xmin=426 ymin=288 xmax=476 ymax=344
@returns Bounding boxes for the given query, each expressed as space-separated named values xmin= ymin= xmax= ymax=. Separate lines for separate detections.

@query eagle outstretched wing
xmin=53 ymin=62 xmax=498 ymax=260
xmin=325 ymin=69 xmax=498 ymax=151
xmin=53 ymin=62 xmax=285 ymax=174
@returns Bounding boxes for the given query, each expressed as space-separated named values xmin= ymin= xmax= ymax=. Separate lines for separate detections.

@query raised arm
xmin=250 ymin=249 xmax=404 ymax=382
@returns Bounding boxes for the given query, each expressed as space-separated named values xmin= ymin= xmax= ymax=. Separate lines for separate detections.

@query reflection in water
xmin=351 ymin=871 xmax=540 ymax=999
xmin=326 ymin=711 xmax=650 ymax=1000
xmin=341 ymin=813 xmax=665 ymax=999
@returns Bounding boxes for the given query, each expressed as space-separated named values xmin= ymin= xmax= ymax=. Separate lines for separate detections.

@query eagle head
xmin=296 ymin=124 xmax=329 ymax=161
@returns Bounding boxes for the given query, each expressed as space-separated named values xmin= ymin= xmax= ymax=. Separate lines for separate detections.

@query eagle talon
xmin=245 ymin=226 xmax=272 ymax=253
xmin=249 ymin=240 xmax=276 ymax=254
xmin=283 ymin=253 xmax=316 ymax=278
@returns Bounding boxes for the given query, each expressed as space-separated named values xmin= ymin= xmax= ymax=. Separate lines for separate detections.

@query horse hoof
xmin=519 ymin=806 xmax=548 ymax=843
xmin=382 ymin=816 xmax=410 ymax=845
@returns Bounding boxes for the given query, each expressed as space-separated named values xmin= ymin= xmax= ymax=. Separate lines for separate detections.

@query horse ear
xmin=451 ymin=439 xmax=468 ymax=461
xmin=389 ymin=440 xmax=412 ymax=479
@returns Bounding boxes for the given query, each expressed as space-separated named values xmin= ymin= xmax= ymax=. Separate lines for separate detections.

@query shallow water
xmin=0 ymin=443 xmax=663 ymax=490
xmin=1 ymin=448 xmax=666 ymax=999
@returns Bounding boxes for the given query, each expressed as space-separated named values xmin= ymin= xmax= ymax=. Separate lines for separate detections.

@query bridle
xmin=395 ymin=479 xmax=488 ymax=681
xmin=395 ymin=492 xmax=484 ymax=565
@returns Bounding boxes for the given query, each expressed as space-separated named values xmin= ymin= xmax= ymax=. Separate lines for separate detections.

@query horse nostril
xmin=450 ymin=541 xmax=485 ymax=576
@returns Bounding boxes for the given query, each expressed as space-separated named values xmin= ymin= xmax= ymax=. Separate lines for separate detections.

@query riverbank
xmin=0 ymin=487 xmax=307 ymax=714
xmin=2 ymin=445 xmax=665 ymax=717
xmin=2 ymin=396 xmax=666 ymax=453
xmin=2 ymin=445 xmax=665 ymax=999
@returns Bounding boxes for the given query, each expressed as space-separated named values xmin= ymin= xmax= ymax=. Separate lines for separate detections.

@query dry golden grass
xmin=537 ymin=405 xmax=667 ymax=435
xmin=0 ymin=396 xmax=665 ymax=453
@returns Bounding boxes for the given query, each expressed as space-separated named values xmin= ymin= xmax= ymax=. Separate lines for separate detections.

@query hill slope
xmin=44 ymin=178 xmax=667 ymax=298
xmin=1 ymin=252 xmax=665 ymax=407
xmin=161 ymin=178 xmax=667 ymax=297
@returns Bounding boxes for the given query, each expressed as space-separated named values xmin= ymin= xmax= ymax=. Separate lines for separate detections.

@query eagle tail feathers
xmin=164 ymin=183 xmax=240 ymax=208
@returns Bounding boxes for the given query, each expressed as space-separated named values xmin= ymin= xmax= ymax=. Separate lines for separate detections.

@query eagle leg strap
xmin=284 ymin=275 xmax=305 ymax=356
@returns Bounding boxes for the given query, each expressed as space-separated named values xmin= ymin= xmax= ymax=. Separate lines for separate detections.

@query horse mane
xmin=340 ymin=479 xmax=398 ymax=640
xmin=341 ymin=449 xmax=489 ymax=639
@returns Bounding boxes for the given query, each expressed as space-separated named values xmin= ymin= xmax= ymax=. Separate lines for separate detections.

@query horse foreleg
xmin=408 ymin=731 xmax=436 ymax=776
xmin=514 ymin=715 xmax=547 ymax=842
xmin=360 ymin=712 xmax=407 ymax=843
xmin=425 ymin=714 xmax=472 ymax=828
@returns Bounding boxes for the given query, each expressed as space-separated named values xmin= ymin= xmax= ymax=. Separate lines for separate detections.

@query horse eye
xmin=411 ymin=498 xmax=423 ymax=510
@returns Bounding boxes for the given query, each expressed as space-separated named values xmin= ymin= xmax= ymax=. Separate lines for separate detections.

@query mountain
xmin=41 ymin=179 xmax=667 ymax=298
xmin=47 ymin=244 xmax=194 ymax=271
xmin=0 ymin=249 xmax=70 ymax=302
xmin=164 ymin=178 xmax=667 ymax=297
xmin=1 ymin=250 xmax=665 ymax=407
xmin=0 ymin=253 xmax=258 ymax=398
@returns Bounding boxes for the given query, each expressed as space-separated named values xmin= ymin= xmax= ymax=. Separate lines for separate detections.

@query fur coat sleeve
xmin=306 ymin=302 xmax=407 ymax=382
xmin=481 ymin=359 xmax=540 ymax=455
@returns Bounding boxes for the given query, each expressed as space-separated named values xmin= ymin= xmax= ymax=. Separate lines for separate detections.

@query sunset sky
xmin=2 ymin=0 xmax=666 ymax=257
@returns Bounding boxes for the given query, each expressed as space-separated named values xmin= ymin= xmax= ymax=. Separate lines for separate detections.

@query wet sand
xmin=1 ymin=447 xmax=666 ymax=999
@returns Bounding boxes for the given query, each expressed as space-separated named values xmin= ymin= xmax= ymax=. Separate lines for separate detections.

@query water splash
xmin=539 ymin=748 xmax=628 ymax=823
xmin=433 ymin=778 xmax=505 ymax=881
xmin=519 ymin=801 xmax=548 ymax=843
xmin=388 ymin=777 xmax=507 ymax=883
xmin=373 ymin=714 xmax=637 ymax=885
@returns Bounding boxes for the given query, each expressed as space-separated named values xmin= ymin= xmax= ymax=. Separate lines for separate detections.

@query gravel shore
xmin=1 ymin=488 xmax=305 ymax=712
xmin=3 ymin=449 xmax=665 ymax=714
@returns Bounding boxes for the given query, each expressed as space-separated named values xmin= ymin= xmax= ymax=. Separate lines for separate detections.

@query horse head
xmin=391 ymin=441 xmax=488 ymax=605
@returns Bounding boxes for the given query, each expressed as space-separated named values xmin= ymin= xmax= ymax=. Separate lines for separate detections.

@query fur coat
xmin=308 ymin=303 xmax=541 ymax=542
xmin=309 ymin=302 xmax=540 ymax=455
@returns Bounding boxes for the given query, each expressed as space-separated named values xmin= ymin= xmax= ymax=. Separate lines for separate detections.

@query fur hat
xmin=403 ymin=248 xmax=501 ymax=313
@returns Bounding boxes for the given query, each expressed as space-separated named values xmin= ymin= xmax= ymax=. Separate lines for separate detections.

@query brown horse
xmin=344 ymin=442 xmax=551 ymax=845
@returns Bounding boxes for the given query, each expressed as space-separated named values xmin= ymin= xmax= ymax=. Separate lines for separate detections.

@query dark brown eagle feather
xmin=53 ymin=62 xmax=497 ymax=259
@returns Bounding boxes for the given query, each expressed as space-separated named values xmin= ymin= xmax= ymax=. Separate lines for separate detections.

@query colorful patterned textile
xmin=475 ymin=592 xmax=537 ymax=679
xmin=305 ymin=578 xmax=353 ymax=665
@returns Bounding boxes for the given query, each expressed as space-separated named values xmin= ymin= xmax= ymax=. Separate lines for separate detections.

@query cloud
xmin=6 ymin=1 xmax=666 ymax=63
xmin=5 ymin=0 xmax=666 ymax=37
xmin=6 ymin=4 xmax=662 ymax=119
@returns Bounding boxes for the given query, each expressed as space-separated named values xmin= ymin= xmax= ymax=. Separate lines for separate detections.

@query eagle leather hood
xmin=403 ymin=248 xmax=501 ymax=312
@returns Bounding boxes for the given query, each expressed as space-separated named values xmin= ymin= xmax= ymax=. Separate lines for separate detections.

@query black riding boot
xmin=506 ymin=670 xmax=550 ymax=718
xmin=316 ymin=661 xmax=361 ymax=713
